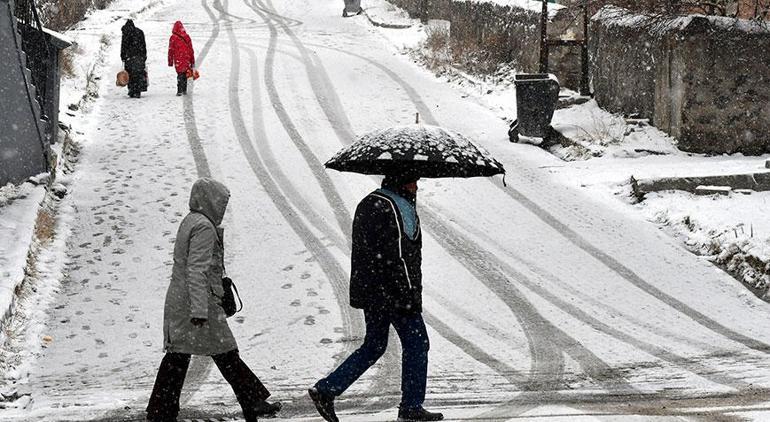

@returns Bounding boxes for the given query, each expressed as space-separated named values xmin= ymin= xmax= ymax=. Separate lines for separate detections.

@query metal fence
xmin=13 ymin=0 xmax=52 ymax=126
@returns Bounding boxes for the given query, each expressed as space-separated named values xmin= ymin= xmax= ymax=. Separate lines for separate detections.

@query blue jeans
xmin=316 ymin=310 xmax=430 ymax=409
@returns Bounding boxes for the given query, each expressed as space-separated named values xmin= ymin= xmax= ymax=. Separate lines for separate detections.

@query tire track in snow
xmin=247 ymin=0 xmax=531 ymax=404
xmin=252 ymin=28 xmax=630 ymax=392
xmin=180 ymin=0 xmax=221 ymax=178
xmin=429 ymin=204 xmax=754 ymax=390
xmin=248 ymin=0 xmax=353 ymax=240
xmin=238 ymin=46 xmax=348 ymax=250
xmin=244 ymin=1 xmax=541 ymax=398
xmin=330 ymin=29 xmax=770 ymax=353
xmin=235 ymin=0 xmax=401 ymax=411
xmin=220 ymin=0 xmax=364 ymax=356
xmin=243 ymin=2 xmax=572 ymax=394
xmin=248 ymin=0 xmax=410 ymax=408
xmin=294 ymin=40 xmax=762 ymax=390
xmin=274 ymin=33 xmax=765 ymax=403
xmin=495 ymin=181 xmax=770 ymax=354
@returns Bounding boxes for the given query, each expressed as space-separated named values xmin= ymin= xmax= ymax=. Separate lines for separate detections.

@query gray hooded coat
xmin=163 ymin=178 xmax=237 ymax=356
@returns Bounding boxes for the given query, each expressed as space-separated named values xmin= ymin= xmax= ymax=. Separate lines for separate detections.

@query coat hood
xmin=122 ymin=19 xmax=135 ymax=33
xmin=172 ymin=21 xmax=187 ymax=36
xmin=189 ymin=178 xmax=230 ymax=227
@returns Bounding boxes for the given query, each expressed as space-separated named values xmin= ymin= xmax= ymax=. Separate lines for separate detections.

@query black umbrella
xmin=325 ymin=124 xmax=506 ymax=179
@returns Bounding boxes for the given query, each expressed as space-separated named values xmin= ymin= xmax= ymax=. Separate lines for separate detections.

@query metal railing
xmin=13 ymin=0 xmax=52 ymax=125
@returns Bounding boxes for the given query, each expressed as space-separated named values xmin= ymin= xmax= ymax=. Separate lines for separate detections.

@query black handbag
xmin=221 ymin=276 xmax=243 ymax=317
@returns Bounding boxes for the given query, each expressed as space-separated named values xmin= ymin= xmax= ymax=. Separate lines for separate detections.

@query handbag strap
xmin=230 ymin=280 xmax=243 ymax=313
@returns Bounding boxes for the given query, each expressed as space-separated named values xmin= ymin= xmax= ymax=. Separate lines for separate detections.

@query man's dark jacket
xmin=349 ymin=191 xmax=423 ymax=313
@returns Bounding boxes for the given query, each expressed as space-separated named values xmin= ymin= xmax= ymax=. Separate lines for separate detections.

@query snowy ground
xmin=3 ymin=0 xmax=770 ymax=421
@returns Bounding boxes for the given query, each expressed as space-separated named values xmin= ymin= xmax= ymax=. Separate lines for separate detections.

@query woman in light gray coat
xmin=146 ymin=178 xmax=281 ymax=422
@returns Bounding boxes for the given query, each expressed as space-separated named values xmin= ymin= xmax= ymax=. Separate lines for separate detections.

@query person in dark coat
xmin=168 ymin=21 xmax=195 ymax=96
xmin=308 ymin=174 xmax=443 ymax=422
xmin=146 ymin=178 xmax=282 ymax=422
xmin=120 ymin=19 xmax=147 ymax=98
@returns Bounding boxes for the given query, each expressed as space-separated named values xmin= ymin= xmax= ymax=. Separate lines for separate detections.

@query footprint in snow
xmin=300 ymin=272 xmax=311 ymax=280
xmin=290 ymin=300 xmax=301 ymax=307
xmin=281 ymin=283 xmax=292 ymax=289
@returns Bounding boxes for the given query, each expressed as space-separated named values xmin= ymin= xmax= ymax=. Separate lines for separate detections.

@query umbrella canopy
xmin=325 ymin=124 xmax=506 ymax=178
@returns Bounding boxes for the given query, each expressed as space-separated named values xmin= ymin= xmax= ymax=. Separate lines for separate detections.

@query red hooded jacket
xmin=168 ymin=21 xmax=195 ymax=73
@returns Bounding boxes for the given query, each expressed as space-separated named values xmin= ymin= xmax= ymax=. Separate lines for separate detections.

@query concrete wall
xmin=388 ymin=0 xmax=584 ymax=89
xmin=591 ymin=7 xmax=770 ymax=154
xmin=0 ymin=0 xmax=49 ymax=185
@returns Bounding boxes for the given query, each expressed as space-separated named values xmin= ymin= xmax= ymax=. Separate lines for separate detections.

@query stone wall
xmin=589 ymin=11 xmax=666 ymax=120
xmin=591 ymin=7 xmax=770 ymax=154
xmin=388 ymin=0 xmax=584 ymax=89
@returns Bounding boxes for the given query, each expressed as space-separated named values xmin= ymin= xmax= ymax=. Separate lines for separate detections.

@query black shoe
xmin=308 ymin=387 xmax=338 ymax=422
xmin=397 ymin=407 xmax=444 ymax=421
xmin=250 ymin=400 xmax=282 ymax=418
xmin=342 ymin=9 xmax=348 ymax=17
xmin=176 ymin=92 xmax=182 ymax=96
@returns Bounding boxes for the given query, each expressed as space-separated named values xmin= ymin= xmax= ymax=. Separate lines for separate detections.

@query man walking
xmin=309 ymin=174 xmax=443 ymax=422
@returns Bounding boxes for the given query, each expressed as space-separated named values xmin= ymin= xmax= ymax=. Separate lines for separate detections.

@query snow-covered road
xmin=6 ymin=0 xmax=770 ymax=420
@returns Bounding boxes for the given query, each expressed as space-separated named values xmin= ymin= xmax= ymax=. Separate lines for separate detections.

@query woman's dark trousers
xmin=176 ymin=72 xmax=188 ymax=94
xmin=146 ymin=349 xmax=270 ymax=421
xmin=315 ymin=310 xmax=430 ymax=410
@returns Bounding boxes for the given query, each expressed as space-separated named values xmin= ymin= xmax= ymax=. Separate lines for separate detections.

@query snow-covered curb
xmin=641 ymin=191 xmax=770 ymax=299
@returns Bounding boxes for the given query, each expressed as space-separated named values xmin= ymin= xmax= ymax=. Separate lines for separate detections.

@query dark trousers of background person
xmin=146 ymin=349 xmax=270 ymax=421
xmin=315 ymin=310 xmax=430 ymax=410
xmin=125 ymin=58 xmax=147 ymax=96
xmin=176 ymin=72 xmax=188 ymax=94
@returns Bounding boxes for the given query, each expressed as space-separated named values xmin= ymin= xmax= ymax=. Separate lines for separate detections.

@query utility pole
xmin=539 ymin=0 xmax=548 ymax=73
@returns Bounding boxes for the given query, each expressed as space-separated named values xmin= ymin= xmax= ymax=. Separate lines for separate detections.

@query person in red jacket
xmin=168 ymin=21 xmax=195 ymax=96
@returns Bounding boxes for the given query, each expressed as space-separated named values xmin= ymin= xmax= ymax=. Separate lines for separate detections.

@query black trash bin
xmin=509 ymin=74 xmax=560 ymax=141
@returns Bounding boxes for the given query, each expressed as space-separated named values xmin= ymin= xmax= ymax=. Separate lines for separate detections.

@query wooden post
xmin=539 ymin=0 xmax=549 ymax=73
xmin=580 ymin=0 xmax=590 ymax=96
